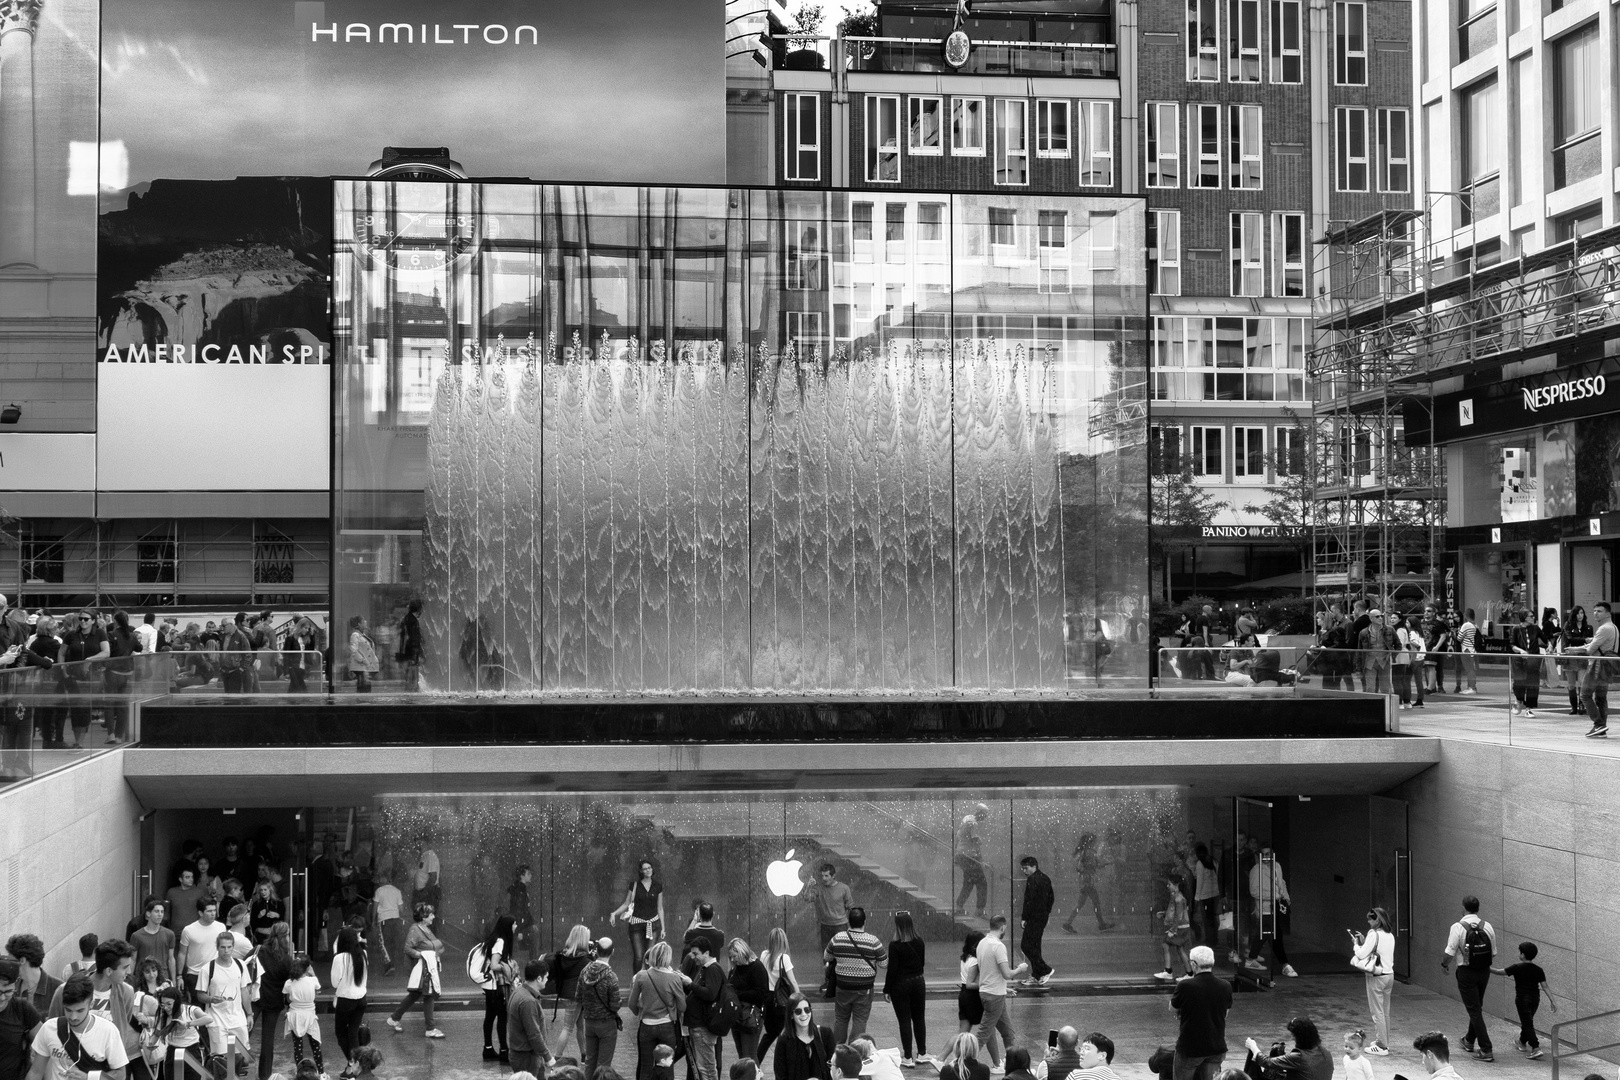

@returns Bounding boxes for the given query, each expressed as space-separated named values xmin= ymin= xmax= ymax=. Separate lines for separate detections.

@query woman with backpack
xmin=549 ymin=924 xmax=594 ymax=1058
xmin=628 ymin=941 xmax=686 ymax=1080
xmin=474 ymin=916 xmax=518 ymax=1062
xmin=757 ymin=927 xmax=797 ymax=1066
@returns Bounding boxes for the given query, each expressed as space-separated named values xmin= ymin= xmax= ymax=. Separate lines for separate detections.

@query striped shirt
xmin=824 ymin=929 xmax=887 ymax=990
xmin=1459 ymin=622 xmax=1478 ymax=652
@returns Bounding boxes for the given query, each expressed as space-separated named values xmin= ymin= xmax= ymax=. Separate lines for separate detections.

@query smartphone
xmin=1049 ymin=1030 xmax=1060 ymax=1049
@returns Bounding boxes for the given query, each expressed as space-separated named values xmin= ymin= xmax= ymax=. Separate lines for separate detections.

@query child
xmin=651 ymin=1043 xmax=675 ymax=1080
xmin=284 ymin=955 xmax=326 ymax=1073
xmin=61 ymin=932 xmax=98 ymax=981
xmin=1342 ymin=1030 xmax=1375 ymax=1080
xmin=1494 ymin=941 xmax=1555 ymax=1059
xmin=1155 ymin=876 xmax=1192 ymax=981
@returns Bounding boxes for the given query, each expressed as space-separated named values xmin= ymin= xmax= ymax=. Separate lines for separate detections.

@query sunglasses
xmin=793 ymin=1006 xmax=813 ymax=1015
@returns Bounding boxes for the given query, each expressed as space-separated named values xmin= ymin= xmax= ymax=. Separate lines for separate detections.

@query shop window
xmin=1228 ymin=0 xmax=1261 ymax=81
xmin=865 ymin=95 xmax=901 ymax=182
xmin=1230 ymin=212 xmax=1264 ymax=297
xmin=1335 ymin=107 xmax=1370 ymax=192
xmin=1376 ymin=108 xmax=1410 ymax=193
xmin=952 ymin=97 xmax=986 ymax=156
xmin=909 ymin=96 xmax=944 ymax=156
xmin=994 ymin=99 xmax=1030 ymax=185
xmin=1146 ymin=103 xmax=1181 ymax=188
xmin=1270 ymin=0 xmax=1303 ymax=82
xmin=1078 ymin=101 xmax=1114 ymax=187
xmin=1192 ymin=103 xmax=1222 ymax=188
xmin=1228 ymin=104 xmax=1263 ymax=189
xmin=1334 ymin=1 xmax=1367 ymax=85
xmin=1037 ymin=99 xmax=1071 ymax=158
xmin=784 ymin=93 xmax=821 ymax=181
xmin=1187 ymin=0 xmax=1221 ymax=80
xmin=1149 ymin=210 xmax=1182 ymax=296
xmin=1273 ymin=212 xmax=1306 ymax=297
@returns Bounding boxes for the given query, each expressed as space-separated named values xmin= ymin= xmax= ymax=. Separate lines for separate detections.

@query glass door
xmin=1231 ymin=797 xmax=1273 ymax=982
xmin=1368 ymin=795 xmax=1411 ymax=978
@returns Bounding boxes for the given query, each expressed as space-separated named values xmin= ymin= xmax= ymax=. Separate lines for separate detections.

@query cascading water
xmin=424 ymin=333 xmax=1068 ymax=694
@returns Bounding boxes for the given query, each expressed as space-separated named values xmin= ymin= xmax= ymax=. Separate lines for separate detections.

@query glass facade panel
xmin=334 ymin=182 xmax=1148 ymax=694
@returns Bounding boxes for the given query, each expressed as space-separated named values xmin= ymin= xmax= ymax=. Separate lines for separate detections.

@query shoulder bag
xmin=1350 ymin=930 xmax=1383 ymax=974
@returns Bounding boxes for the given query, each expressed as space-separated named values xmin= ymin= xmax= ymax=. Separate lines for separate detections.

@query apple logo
xmin=766 ymin=849 xmax=805 ymax=897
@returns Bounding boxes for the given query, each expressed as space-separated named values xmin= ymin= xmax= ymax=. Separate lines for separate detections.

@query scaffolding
xmin=1310 ymin=192 xmax=1620 ymax=613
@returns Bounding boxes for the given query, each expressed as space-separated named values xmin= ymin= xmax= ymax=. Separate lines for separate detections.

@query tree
xmin=1151 ymin=465 xmax=1230 ymax=598
xmin=837 ymin=3 xmax=879 ymax=37
xmin=1243 ymin=417 xmax=1316 ymax=595
xmin=790 ymin=3 xmax=824 ymax=46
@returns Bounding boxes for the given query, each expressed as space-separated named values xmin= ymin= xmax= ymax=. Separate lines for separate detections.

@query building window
xmin=1334 ymin=1 xmax=1367 ymax=85
xmin=1149 ymin=209 xmax=1182 ymax=296
xmin=1192 ymin=103 xmax=1222 ymax=188
xmin=1273 ymin=212 xmax=1306 ymax=296
xmin=1228 ymin=0 xmax=1261 ymax=80
xmin=786 ymin=221 xmax=827 ymax=289
xmin=1376 ymin=108 xmax=1410 ymax=193
xmin=952 ymin=97 xmax=986 ymax=156
xmin=784 ymin=93 xmax=821 ymax=181
xmin=989 ymin=206 xmax=1016 ymax=247
xmin=1234 ymin=427 xmax=1267 ymax=481
xmin=918 ymin=202 xmax=945 ymax=243
xmin=1088 ymin=210 xmax=1118 ymax=271
xmin=1553 ymin=25 xmax=1601 ymax=189
xmin=994 ymin=99 xmax=1029 ymax=185
xmin=1458 ymin=0 xmax=1497 ymax=62
xmin=21 ymin=530 xmax=64 ymax=585
xmin=1146 ymin=102 xmax=1181 ymax=188
xmin=1228 ymin=104 xmax=1263 ymax=189
xmin=852 ymin=201 xmax=874 ymax=263
xmin=1153 ymin=317 xmax=1307 ymax=402
xmin=785 ymin=311 xmax=824 ymax=355
xmin=1270 ymin=0 xmax=1303 ymax=82
xmin=1230 ymin=212 xmax=1264 ymax=296
xmin=1335 ymin=107 xmax=1370 ymax=191
xmin=1187 ymin=0 xmax=1221 ymax=80
xmin=1190 ymin=425 xmax=1225 ymax=479
xmin=885 ymin=204 xmax=906 ymax=263
xmin=1078 ymin=100 xmax=1114 ymax=186
xmin=1276 ymin=425 xmax=1304 ymax=475
xmin=1039 ymin=210 xmax=1070 ymax=292
xmin=1150 ymin=425 xmax=1184 ymax=476
xmin=1036 ymin=99 xmax=1071 ymax=158
xmin=1462 ymin=79 xmax=1500 ymax=221
xmin=908 ymin=95 xmax=944 ymax=156
xmin=865 ymin=95 xmax=901 ymax=182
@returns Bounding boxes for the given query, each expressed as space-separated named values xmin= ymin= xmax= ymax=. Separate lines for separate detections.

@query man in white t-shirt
xmin=413 ymin=850 xmax=441 ymax=912
xmin=28 ymin=977 xmax=128 ymax=1080
xmin=176 ymin=899 xmax=221 ymax=1000
xmin=974 ymin=916 xmax=1028 ymax=1069
xmin=199 ymin=933 xmax=252 ymax=1070
xmin=373 ymin=874 xmax=405 ymax=976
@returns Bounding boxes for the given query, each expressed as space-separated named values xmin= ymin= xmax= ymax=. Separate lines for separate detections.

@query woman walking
xmin=884 ymin=912 xmax=928 ymax=1066
xmin=255 ymin=922 xmax=296 ymax=1080
xmin=726 ymin=938 xmax=769 ymax=1062
xmin=628 ymin=941 xmax=686 ymax=1080
xmin=956 ymin=932 xmax=984 ymax=1034
xmin=348 ymin=616 xmax=379 ymax=693
xmin=475 ymin=916 xmax=517 ymax=1062
xmin=609 ymin=860 xmax=665 ymax=973
xmin=549 ymin=924 xmax=594 ymax=1058
xmin=1350 ymin=907 xmax=1395 ymax=1056
xmin=1562 ymin=607 xmax=1591 ymax=715
xmin=758 ymin=927 xmax=798 ymax=1065
xmin=1510 ymin=609 xmax=1543 ymax=717
xmin=331 ymin=927 xmax=369 ymax=1068
xmin=772 ymin=993 xmax=834 ymax=1080
xmin=1186 ymin=844 xmax=1220 ymax=946
xmin=386 ymin=902 xmax=446 ymax=1038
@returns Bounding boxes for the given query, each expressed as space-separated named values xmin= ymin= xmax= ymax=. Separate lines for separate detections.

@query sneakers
xmin=902 ymin=1059 xmax=917 ymax=1069
xmin=1153 ymin=968 xmax=1175 ymax=981
xmin=1585 ymin=725 xmax=1609 ymax=738
xmin=1281 ymin=964 xmax=1299 ymax=977
xmin=1513 ymin=1042 xmax=1529 ymax=1053
xmin=1228 ymin=950 xmax=1242 ymax=965
xmin=386 ymin=1018 xmax=403 ymax=1033
xmin=1472 ymin=1050 xmax=1494 ymax=1062
xmin=1098 ymin=922 xmax=1116 ymax=932
xmin=484 ymin=1047 xmax=499 ymax=1061
xmin=1365 ymin=1046 xmax=1390 ymax=1057
xmin=1528 ymin=1049 xmax=1544 ymax=1060
xmin=1061 ymin=922 xmax=1078 ymax=935
xmin=1244 ymin=958 xmax=1268 ymax=970
xmin=1460 ymin=1040 xmax=1476 ymax=1055
xmin=425 ymin=1029 xmax=446 ymax=1039
xmin=1525 ymin=709 xmax=1536 ymax=717
xmin=1462 ymin=688 xmax=1478 ymax=694
xmin=1035 ymin=970 xmax=1054 ymax=985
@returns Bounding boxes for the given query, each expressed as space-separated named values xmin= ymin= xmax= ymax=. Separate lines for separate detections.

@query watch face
xmin=354 ymin=211 xmax=498 ymax=270
xmin=943 ymin=29 xmax=971 ymax=69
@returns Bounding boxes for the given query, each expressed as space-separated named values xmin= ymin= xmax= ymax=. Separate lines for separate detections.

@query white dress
xmin=283 ymin=974 xmax=323 ymax=1039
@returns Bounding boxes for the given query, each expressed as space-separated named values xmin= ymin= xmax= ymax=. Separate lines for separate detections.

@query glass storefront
xmin=333 ymin=182 xmax=1149 ymax=693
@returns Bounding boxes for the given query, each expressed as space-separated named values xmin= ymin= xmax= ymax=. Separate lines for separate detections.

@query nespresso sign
xmin=1412 ymin=362 xmax=1620 ymax=444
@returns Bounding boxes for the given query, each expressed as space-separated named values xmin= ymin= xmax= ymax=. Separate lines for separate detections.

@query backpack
xmin=704 ymin=976 xmax=741 ymax=1037
xmin=1462 ymin=920 xmax=1492 ymax=969
xmin=466 ymin=943 xmax=493 ymax=985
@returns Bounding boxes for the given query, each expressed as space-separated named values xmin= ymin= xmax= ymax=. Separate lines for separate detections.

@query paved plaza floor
xmin=254 ymin=976 xmax=1614 ymax=1080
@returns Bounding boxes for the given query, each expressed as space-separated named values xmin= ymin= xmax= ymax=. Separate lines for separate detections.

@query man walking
xmin=1018 ymin=856 xmax=1055 ymax=985
xmin=1442 ymin=896 xmax=1497 ymax=1062
xmin=974 ymin=916 xmax=1028 ymax=1070
xmin=956 ymin=804 xmax=991 ymax=918
xmin=508 ymin=959 xmax=555 ymax=1076
xmin=1168 ymin=946 xmax=1232 ymax=1080
xmin=1358 ymin=610 xmax=1396 ymax=695
xmin=824 ymin=907 xmax=886 ymax=1045
xmin=1569 ymin=600 xmax=1614 ymax=737
xmin=683 ymin=937 xmax=725 ymax=1080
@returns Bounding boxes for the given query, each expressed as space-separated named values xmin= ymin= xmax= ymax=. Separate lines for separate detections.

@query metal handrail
xmin=858 ymin=800 xmax=954 ymax=855
xmin=1549 ymin=1006 xmax=1620 ymax=1080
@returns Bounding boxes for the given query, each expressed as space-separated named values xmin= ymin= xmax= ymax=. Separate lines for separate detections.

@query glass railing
xmin=846 ymin=36 xmax=1117 ymax=77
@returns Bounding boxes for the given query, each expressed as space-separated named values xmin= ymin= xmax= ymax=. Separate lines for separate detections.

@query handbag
xmin=772 ymin=955 xmax=797 ymax=1009
xmin=1350 ymin=930 xmax=1384 ymax=974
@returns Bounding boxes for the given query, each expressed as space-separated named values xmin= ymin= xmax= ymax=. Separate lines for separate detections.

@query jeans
xmin=391 ymin=989 xmax=436 ymax=1029
xmin=1395 ymin=663 xmax=1423 ymax=706
xmin=510 ymin=1052 xmax=545 ymax=1076
xmin=1194 ymin=899 xmax=1219 ymax=947
xmin=1583 ymin=683 xmax=1609 ymax=725
xmin=1456 ymin=653 xmax=1478 ymax=691
xmin=1362 ymin=664 xmax=1392 ymax=695
xmin=975 ymin=992 xmax=1014 ymax=1067
xmin=482 ymin=988 xmax=507 ymax=1049
xmin=687 ymin=1027 xmax=720 ymax=1080
xmin=334 ymin=996 xmax=367 ymax=1060
xmin=256 ymin=1007 xmax=282 ymax=1080
xmin=584 ymin=1017 xmax=620 ymax=1078
xmin=1172 ymin=1051 xmax=1226 ymax=1080
xmin=638 ymin=1020 xmax=678 ymax=1080
xmin=833 ymin=987 xmax=874 ymax=1046
xmin=379 ymin=918 xmax=404 ymax=971
xmin=889 ymin=974 xmax=928 ymax=1059
xmin=629 ymin=922 xmax=653 ymax=972
xmin=757 ymin=1000 xmax=785 ymax=1065
xmin=1516 ymin=992 xmax=1541 ymax=1049
xmin=1365 ymin=972 xmax=1394 ymax=1048
xmin=1019 ymin=917 xmax=1050 ymax=979
xmin=731 ymin=1017 xmax=760 ymax=1063
xmin=1456 ymin=965 xmax=1493 ymax=1053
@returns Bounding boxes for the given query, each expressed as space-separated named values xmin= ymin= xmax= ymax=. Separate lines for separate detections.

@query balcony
xmin=846 ymin=36 xmax=1117 ymax=78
